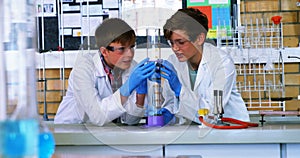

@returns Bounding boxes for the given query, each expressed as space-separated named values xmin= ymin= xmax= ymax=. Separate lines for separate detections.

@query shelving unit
xmin=217 ymin=17 xmax=286 ymax=113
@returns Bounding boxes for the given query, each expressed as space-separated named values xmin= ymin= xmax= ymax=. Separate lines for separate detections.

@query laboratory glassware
xmin=0 ymin=0 xmax=39 ymax=157
xmin=38 ymin=118 xmax=55 ymax=158
xmin=198 ymin=90 xmax=259 ymax=129
xmin=217 ymin=15 xmax=285 ymax=113
xmin=146 ymin=28 xmax=164 ymax=127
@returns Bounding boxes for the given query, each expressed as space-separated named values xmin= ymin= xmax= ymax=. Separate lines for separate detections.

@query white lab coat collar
xmin=93 ymin=52 xmax=106 ymax=77
xmin=173 ymin=60 xmax=190 ymax=90
xmin=193 ymin=44 xmax=210 ymax=91
xmin=92 ymin=51 xmax=133 ymax=83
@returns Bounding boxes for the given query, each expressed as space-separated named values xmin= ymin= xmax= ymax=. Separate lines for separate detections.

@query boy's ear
xmin=100 ymin=47 xmax=108 ymax=56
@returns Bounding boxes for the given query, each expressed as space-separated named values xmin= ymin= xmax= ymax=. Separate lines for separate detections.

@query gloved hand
xmin=136 ymin=79 xmax=147 ymax=94
xmin=120 ymin=58 xmax=155 ymax=96
xmin=160 ymin=60 xmax=182 ymax=97
xmin=148 ymin=60 xmax=162 ymax=84
xmin=158 ymin=108 xmax=174 ymax=125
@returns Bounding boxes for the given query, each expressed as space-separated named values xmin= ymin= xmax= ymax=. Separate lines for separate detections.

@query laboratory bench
xmin=47 ymin=116 xmax=300 ymax=158
xmin=38 ymin=47 xmax=300 ymax=157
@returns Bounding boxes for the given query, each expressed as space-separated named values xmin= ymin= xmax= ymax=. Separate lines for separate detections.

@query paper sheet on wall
xmin=121 ymin=0 xmax=181 ymax=36
xmin=75 ymin=0 xmax=97 ymax=2
xmin=81 ymin=17 xmax=103 ymax=36
xmin=63 ymin=13 xmax=81 ymax=28
xmin=63 ymin=4 xmax=80 ymax=11
xmin=209 ymin=0 xmax=228 ymax=4
xmin=72 ymin=29 xmax=81 ymax=37
xmin=82 ymin=5 xmax=103 ymax=15
xmin=190 ymin=0 xmax=205 ymax=2
xmin=103 ymin=0 xmax=119 ymax=8
xmin=109 ymin=10 xmax=119 ymax=18
xmin=36 ymin=0 xmax=57 ymax=17
xmin=63 ymin=29 xmax=72 ymax=36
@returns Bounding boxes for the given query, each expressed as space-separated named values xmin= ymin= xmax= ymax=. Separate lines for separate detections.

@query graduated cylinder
xmin=146 ymin=28 xmax=164 ymax=127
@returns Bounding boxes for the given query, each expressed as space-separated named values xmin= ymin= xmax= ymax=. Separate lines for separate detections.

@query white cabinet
xmin=55 ymin=145 xmax=163 ymax=156
xmin=286 ymin=144 xmax=300 ymax=158
xmin=165 ymin=144 xmax=281 ymax=158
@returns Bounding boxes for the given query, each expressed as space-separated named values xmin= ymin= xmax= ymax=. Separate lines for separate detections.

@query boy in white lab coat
xmin=54 ymin=18 xmax=155 ymax=126
xmin=158 ymin=8 xmax=250 ymax=124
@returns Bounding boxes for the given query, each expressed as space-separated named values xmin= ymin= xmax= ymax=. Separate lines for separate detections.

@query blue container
xmin=1 ymin=119 xmax=38 ymax=157
xmin=39 ymin=132 xmax=55 ymax=158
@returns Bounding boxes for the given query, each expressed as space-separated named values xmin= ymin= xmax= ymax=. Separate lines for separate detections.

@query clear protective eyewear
xmin=106 ymin=45 xmax=136 ymax=54
xmin=167 ymin=39 xmax=190 ymax=48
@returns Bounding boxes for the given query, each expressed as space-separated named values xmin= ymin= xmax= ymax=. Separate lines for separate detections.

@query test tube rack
xmin=217 ymin=17 xmax=286 ymax=113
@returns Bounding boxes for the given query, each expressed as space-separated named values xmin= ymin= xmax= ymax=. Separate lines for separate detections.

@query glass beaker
xmin=0 ymin=0 xmax=39 ymax=157
xmin=146 ymin=28 xmax=164 ymax=126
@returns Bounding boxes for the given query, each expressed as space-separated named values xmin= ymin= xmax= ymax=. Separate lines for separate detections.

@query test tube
xmin=248 ymin=81 xmax=252 ymax=108
xmin=258 ymin=80 xmax=262 ymax=107
xmin=213 ymin=90 xmax=219 ymax=115
xmin=213 ymin=90 xmax=223 ymax=115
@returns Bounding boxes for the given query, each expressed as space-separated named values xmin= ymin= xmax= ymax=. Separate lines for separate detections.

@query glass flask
xmin=146 ymin=28 xmax=164 ymax=127
xmin=0 ymin=0 xmax=39 ymax=157
xmin=38 ymin=119 xmax=55 ymax=158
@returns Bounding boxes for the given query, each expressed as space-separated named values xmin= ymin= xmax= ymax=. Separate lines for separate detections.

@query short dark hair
xmin=95 ymin=18 xmax=136 ymax=48
xmin=163 ymin=8 xmax=209 ymax=42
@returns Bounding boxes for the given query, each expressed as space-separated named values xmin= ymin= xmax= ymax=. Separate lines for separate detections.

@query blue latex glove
xmin=158 ymin=108 xmax=174 ymax=125
xmin=120 ymin=58 xmax=155 ymax=96
xmin=160 ymin=60 xmax=182 ymax=97
xmin=148 ymin=60 xmax=162 ymax=84
xmin=136 ymin=79 xmax=147 ymax=94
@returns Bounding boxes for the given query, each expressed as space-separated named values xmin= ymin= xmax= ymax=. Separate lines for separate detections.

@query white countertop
xmin=48 ymin=120 xmax=300 ymax=146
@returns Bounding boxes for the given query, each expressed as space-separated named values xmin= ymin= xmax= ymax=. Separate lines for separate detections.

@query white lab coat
xmin=54 ymin=51 xmax=145 ymax=126
xmin=162 ymin=43 xmax=250 ymax=123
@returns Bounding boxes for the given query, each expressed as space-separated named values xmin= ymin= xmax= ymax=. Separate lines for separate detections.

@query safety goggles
xmin=106 ymin=45 xmax=136 ymax=54
xmin=167 ymin=39 xmax=190 ymax=48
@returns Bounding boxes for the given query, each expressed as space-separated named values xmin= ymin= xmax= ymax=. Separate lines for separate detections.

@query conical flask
xmin=0 ymin=0 xmax=39 ymax=157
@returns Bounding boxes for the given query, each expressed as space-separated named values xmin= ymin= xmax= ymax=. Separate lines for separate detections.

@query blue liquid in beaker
xmin=1 ymin=119 xmax=38 ymax=157
xmin=39 ymin=132 xmax=55 ymax=158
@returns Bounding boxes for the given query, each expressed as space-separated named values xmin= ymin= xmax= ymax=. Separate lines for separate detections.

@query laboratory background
xmin=1 ymin=0 xmax=300 ymax=158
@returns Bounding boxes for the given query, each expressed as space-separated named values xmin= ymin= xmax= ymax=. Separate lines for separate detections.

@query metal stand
xmin=217 ymin=17 xmax=286 ymax=114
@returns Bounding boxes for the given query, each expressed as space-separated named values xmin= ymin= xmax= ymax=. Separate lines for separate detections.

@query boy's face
xmin=101 ymin=42 xmax=135 ymax=70
xmin=168 ymin=30 xmax=200 ymax=62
